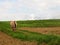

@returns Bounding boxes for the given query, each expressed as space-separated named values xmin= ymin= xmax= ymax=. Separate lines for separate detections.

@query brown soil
xmin=0 ymin=31 xmax=37 ymax=45
xmin=1 ymin=27 xmax=60 ymax=45
xmin=19 ymin=27 xmax=60 ymax=35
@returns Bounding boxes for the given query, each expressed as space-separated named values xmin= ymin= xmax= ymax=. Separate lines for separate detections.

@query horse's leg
xmin=12 ymin=27 xmax=16 ymax=31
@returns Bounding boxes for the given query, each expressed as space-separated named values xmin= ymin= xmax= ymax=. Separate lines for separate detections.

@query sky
xmin=0 ymin=0 xmax=60 ymax=21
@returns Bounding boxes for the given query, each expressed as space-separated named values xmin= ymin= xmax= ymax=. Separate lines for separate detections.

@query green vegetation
xmin=0 ymin=20 xmax=60 ymax=45
xmin=0 ymin=21 xmax=10 ymax=30
xmin=17 ymin=20 xmax=60 ymax=27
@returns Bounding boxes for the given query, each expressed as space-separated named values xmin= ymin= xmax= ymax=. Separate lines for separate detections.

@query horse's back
xmin=10 ymin=21 xmax=16 ymax=28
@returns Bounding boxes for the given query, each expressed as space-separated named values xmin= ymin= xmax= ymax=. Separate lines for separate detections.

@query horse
xmin=10 ymin=21 xmax=17 ymax=31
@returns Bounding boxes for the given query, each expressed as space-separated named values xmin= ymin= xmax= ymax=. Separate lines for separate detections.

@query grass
xmin=17 ymin=19 xmax=60 ymax=27
xmin=0 ymin=20 xmax=60 ymax=45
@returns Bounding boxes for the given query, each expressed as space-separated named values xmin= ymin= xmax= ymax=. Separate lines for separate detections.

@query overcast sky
xmin=0 ymin=0 xmax=60 ymax=21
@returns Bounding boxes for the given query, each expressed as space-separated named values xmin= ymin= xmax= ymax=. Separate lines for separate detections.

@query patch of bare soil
xmin=19 ymin=27 xmax=60 ymax=35
xmin=0 ymin=31 xmax=37 ymax=45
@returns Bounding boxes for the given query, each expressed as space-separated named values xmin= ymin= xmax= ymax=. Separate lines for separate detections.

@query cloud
xmin=0 ymin=0 xmax=60 ymax=21
xmin=48 ymin=0 xmax=60 ymax=19
xmin=16 ymin=0 xmax=48 ymax=19
xmin=17 ymin=0 xmax=48 ymax=11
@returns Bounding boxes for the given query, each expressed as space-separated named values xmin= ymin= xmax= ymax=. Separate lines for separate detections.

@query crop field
xmin=0 ymin=20 xmax=60 ymax=45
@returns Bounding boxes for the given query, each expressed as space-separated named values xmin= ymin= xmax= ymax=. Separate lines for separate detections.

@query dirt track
xmin=20 ymin=27 xmax=60 ymax=35
xmin=0 ymin=31 xmax=37 ymax=45
xmin=0 ymin=27 xmax=60 ymax=45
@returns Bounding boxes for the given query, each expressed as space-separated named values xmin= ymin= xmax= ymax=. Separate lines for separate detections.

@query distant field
xmin=17 ymin=20 xmax=60 ymax=27
xmin=0 ymin=20 xmax=60 ymax=45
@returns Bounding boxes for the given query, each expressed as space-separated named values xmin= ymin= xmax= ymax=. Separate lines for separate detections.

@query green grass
xmin=17 ymin=19 xmax=60 ymax=27
xmin=0 ymin=20 xmax=60 ymax=45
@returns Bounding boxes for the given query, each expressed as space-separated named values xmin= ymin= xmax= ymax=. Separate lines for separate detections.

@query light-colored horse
xmin=10 ymin=21 xmax=17 ymax=31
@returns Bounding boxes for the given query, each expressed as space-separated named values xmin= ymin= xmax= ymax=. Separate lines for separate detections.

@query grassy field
xmin=0 ymin=20 xmax=60 ymax=45
xmin=17 ymin=19 xmax=60 ymax=27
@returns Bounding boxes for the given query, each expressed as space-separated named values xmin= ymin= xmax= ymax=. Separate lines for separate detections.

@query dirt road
xmin=0 ymin=31 xmax=37 ymax=45
xmin=0 ymin=27 xmax=60 ymax=45
xmin=20 ymin=27 xmax=60 ymax=35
